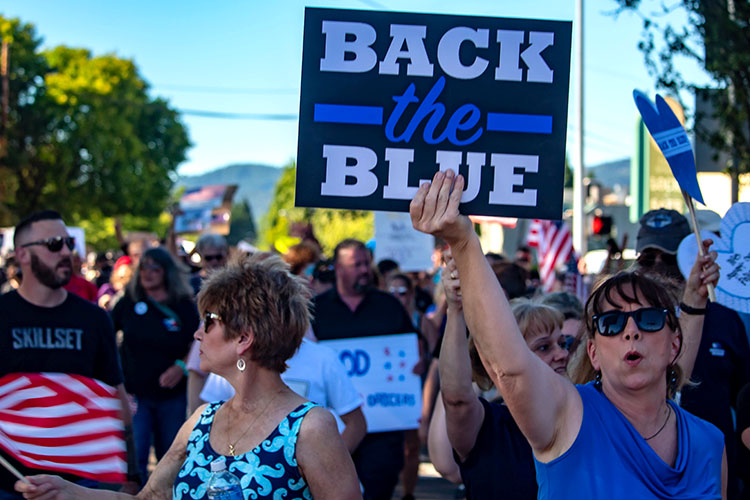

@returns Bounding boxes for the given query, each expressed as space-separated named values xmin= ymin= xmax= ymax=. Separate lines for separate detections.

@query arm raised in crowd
xmin=437 ymin=253 xmax=483 ymax=459
xmin=676 ymin=239 xmax=718 ymax=383
xmin=410 ymin=170 xmax=581 ymax=461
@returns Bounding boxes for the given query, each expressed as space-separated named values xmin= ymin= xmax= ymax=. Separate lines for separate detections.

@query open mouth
xmin=624 ymin=351 xmax=642 ymax=364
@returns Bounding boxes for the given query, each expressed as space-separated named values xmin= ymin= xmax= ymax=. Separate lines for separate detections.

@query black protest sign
xmin=296 ymin=8 xmax=572 ymax=219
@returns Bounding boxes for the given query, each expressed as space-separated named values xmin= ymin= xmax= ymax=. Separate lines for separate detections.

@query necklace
xmin=644 ymin=404 xmax=672 ymax=441
xmin=225 ymin=391 xmax=282 ymax=456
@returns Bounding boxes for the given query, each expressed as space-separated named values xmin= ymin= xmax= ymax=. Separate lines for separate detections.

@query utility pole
xmin=1 ymin=40 xmax=9 ymax=158
xmin=573 ymin=0 xmax=586 ymax=256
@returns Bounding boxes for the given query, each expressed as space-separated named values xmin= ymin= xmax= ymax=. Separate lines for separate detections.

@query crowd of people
xmin=1 ymin=187 xmax=749 ymax=499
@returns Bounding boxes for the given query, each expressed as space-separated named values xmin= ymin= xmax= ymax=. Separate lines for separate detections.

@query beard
xmin=31 ymin=253 xmax=72 ymax=289
xmin=352 ymin=273 xmax=372 ymax=293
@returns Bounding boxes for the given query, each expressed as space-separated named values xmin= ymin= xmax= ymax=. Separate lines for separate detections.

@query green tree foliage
xmin=0 ymin=15 xmax=190 ymax=228
xmin=611 ymin=1 xmax=750 ymax=185
xmin=259 ymin=161 xmax=373 ymax=255
xmin=227 ymin=199 xmax=257 ymax=246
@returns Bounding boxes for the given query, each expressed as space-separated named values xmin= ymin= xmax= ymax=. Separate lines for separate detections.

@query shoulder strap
xmin=146 ymin=297 xmax=182 ymax=329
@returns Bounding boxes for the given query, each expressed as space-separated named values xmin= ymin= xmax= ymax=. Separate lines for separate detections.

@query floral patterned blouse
xmin=173 ymin=401 xmax=316 ymax=499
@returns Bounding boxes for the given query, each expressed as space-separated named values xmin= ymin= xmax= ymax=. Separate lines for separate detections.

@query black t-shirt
xmin=0 ymin=290 xmax=124 ymax=492
xmin=455 ymin=398 xmax=537 ymax=500
xmin=0 ymin=290 xmax=122 ymax=385
xmin=737 ymin=383 xmax=750 ymax=500
xmin=680 ymin=302 xmax=750 ymax=498
xmin=311 ymin=287 xmax=415 ymax=341
xmin=111 ymin=294 xmax=199 ymax=400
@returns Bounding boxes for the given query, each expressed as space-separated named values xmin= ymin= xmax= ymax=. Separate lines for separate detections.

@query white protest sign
xmin=677 ymin=202 xmax=750 ymax=313
xmin=320 ymin=333 xmax=421 ymax=433
xmin=374 ymin=211 xmax=433 ymax=272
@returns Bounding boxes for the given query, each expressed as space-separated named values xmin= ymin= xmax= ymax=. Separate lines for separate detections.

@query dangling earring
xmin=594 ymin=371 xmax=602 ymax=390
xmin=667 ymin=365 xmax=678 ymax=395
xmin=237 ymin=358 xmax=246 ymax=372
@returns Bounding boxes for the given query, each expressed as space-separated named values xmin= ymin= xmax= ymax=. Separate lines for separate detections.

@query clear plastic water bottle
xmin=206 ymin=458 xmax=244 ymax=500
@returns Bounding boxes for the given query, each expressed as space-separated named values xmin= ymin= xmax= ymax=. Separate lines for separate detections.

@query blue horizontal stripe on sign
xmin=486 ymin=113 xmax=553 ymax=134
xmin=314 ymin=104 xmax=384 ymax=125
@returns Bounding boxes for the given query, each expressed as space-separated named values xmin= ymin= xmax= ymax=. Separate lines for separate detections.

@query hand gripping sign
xmin=296 ymin=8 xmax=572 ymax=219
xmin=677 ymin=203 xmax=750 ymax=314
xmin=633 ymin=90 xmax=715 ymax=301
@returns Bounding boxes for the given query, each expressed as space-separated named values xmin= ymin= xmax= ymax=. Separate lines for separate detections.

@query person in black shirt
xmin=634 ymin=208 xmax=750 ymax=499
xmin=111 ymin=247 xmax=199 ymax=483
xmin=0 ymin=210 xmax=137 ymax=497
xmin=311 ymin=239 xmax=415 ymax=500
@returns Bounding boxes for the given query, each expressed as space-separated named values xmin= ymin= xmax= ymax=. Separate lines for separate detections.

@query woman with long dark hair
xmin=112 ymin=247 xmax=199 ymax=482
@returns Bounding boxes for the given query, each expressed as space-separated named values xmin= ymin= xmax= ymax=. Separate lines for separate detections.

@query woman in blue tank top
xmin=16 ymin=254 xmax=361 ymax=500
xmin=409 ymin=171 xmax=725 ymax=499
xmin=432 ymin=253 xmax=572 ymax=500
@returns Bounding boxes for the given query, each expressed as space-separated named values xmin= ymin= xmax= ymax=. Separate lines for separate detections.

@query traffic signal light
xmin=592 ymin=215 xmax=613 ymax=235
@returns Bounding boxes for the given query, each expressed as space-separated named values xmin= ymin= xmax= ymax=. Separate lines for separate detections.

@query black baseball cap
xmin=636 ymin=209 xmax=691 ymax=255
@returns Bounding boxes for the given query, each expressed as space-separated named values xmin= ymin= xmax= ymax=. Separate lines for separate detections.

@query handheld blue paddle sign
xmin=632 ymin=90 xmax=705 ymax=205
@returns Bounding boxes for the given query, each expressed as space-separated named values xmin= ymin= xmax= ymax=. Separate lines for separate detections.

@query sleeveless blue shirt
xmin=534 ymin=382 xmax=723 ymax=499
xmin=173 ymin=401 xmax=316 ymax=500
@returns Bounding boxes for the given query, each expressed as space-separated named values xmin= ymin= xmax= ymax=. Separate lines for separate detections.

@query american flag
xmin=0 ymin=373 xmax=126 ymax=483
xmin=527 ymin=219 xmax=576 ymax=292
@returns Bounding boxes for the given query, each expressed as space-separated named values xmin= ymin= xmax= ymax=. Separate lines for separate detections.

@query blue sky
xmin=3 ymin=0 xmax=706 ymax=176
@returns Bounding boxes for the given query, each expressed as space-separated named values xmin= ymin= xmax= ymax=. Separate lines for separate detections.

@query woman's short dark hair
xmin=197 ymin=253 xmax=311 ymax=373
xmin=127 ymin=247 xmax=193 ymax=305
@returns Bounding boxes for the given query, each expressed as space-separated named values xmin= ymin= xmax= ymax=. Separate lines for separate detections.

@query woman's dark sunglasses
xmin=592 ymin=307 xmax=669 ymax=336
xmin=204 ymin=312 xmax=221 ymax=331
xmin=21 ymin=236 xmax=75 ymax=253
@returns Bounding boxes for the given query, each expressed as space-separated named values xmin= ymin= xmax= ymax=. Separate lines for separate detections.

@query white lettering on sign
xmin=320 ymin=21 xmax=377 ymax=73
xmin=320 ymin=21 xmax=555 ymax=83
xmin=383 ymin=148 xmax=420 ymax=200
xmin=379 ymin=24 xmax=434 ymax=77
xmin=437 ymin=27 xmax=489 ymax=80
xmin=321 ymin=146 xmax=539 ymax=206
xmin=320 ymin=145 xmax=379 ymax=197
xmin=435 ymin=150 xmax=483 ymax=203
xmin=488 ymin=153 xmax=538 ymax=206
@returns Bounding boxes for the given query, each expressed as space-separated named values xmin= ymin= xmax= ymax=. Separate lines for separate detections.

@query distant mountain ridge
xmin=589 ymin=158 xmax=630 ymax=189
xmin=177 ymin=163 xmax=283 ymax=224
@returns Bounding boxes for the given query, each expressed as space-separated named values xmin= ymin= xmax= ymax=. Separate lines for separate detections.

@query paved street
xmin=392 ymin=460 xmax=463 ymax=500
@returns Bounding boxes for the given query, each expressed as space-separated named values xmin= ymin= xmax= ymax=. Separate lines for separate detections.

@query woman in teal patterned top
xmin=16 ymin=253 xmax=361 ymax=500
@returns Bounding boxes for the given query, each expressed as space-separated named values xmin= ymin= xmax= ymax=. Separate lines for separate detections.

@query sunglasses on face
xmin=204 ymin=312 xmax=221 ymax=332
xmin=637 ymin=250 xmax=677 ymax=268
xmin=21 ymin=236 xmax=75 ymax=253
xmin=561 ymin=335 xmax=577 ymax=351
xmin=140 ymin=263 xmax=163 ymax=272
xmin=202 ymin=254 xmax=225 ymax=263
xmin=389 ymin=286 xmax=409 ymax=296
xmin=592 ymin=307 xmax=669 ymax=337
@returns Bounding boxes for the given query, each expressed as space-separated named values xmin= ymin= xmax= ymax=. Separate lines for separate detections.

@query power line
xmin=180 ymin=109 xmax=298 ymax=120
xmin=153 ymin=84 xmax=299 ymax=95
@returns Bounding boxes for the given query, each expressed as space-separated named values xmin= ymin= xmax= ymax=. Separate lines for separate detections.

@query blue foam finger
xmin=633 ymin=90 xmax=705 ymax=205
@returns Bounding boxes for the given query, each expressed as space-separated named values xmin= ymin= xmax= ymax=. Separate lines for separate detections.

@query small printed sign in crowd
xmin=374 ymin=211 xmax=434 ymax=272
xmin=296 ymin=8 xmax=572 ymax=219
xmin=321 ymin=334 xmax=422 ymax=433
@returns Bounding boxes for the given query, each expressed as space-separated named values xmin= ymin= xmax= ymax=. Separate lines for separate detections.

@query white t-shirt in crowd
xmin=201 ymin=338 xmax=363 ymax=426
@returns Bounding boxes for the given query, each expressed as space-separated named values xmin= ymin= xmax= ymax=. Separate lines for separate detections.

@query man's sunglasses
xmin=637 ymin=250 xmax=677 ymax=268
xmin=389 ymin=286 xmax=409 ymax=296
xmin=592 ymin=307 xmax=669 ymax=337
xmin=202 ymin=254 xmax=225 ymax=263
xmin=204 ymin=312 xmax=222 ymax=331
xmin=21 ymin=236 xmax=75 ymax=253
